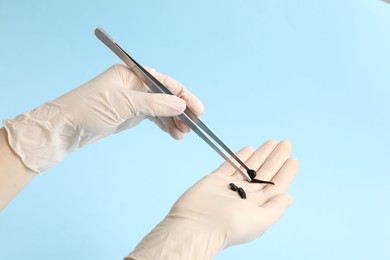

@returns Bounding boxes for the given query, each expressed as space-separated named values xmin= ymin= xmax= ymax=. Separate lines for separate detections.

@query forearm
xmin=0 ymin=64 xmax=202 ymax=211
xmin=0 ymin=127 xmax=35 ymax=211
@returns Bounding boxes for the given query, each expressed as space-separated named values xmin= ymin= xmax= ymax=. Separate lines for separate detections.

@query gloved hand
xmin=3 ymin=63 xmax=204 ymax=173
xmin=126 ymin=140 xmax=299 ymax=260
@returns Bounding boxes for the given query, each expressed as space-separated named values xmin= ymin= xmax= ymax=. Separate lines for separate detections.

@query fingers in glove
xmin=258 ymin=193 xmax=293 ymax=229
xmin=149 ymin=117 xmax=169 ymax=133
xmin=159 ymin=117 xmax=185 ymax=140
xmin=212 ymin=147 xmax=254 ymax=176
xmin=251 ymin=140 xmax=292 ymax=183
xmin=129 ymin=91 xmax=186 ymax=117
xmin=232 ymin=140 xmax=278 ymax=181
xmin=152 ymin=116 xmax=190 ymax=139
xmin=263 ymin=157 xmax=299 ymax=196
xmin=248 ymin=157 xmax=298 ymax=205
xmin=146 ymin=68 xmax=204 ymax=116
xmin=173 ymin=116 xmax=191 ymax=133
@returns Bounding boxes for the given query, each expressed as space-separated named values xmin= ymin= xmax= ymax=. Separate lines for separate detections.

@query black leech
xmin=237 ymin=187 xmax=246 ymax=199
xmin=248 ymin=168 xmax=275 ymax=185
xmin=247 ymin=169 xmax=257 ymax=179
xmin=250 ymin=179 xmax=275 ymax=185
xmin=229 ymin=183 xmax=246 ymax=199
xmin=229 ymin=183 xmax=238 ymax=191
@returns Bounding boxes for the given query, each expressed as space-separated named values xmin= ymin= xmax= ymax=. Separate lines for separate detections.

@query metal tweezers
xmin=95 ymin=28 xmax=273 ymax=184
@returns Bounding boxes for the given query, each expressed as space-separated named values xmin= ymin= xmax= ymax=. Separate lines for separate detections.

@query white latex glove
xmin=126 ymin=140 xmax=299 ymax=260
xmin=3 ymin=63 xmax=204 ymax=173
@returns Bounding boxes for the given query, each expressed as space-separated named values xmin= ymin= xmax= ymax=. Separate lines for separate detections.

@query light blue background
xmin=1 ymin=0 xmax=389 ymax=259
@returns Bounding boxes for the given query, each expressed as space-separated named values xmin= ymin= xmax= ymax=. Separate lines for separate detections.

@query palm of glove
xmin=170 ymin=140 xmax=298 ymax=246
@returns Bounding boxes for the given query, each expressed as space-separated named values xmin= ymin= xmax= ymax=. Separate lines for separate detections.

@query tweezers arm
xmin=184 ymin=109 xmax=250 ymax=172
xmin=95 ymin=28 xmax=164 ymax=95
xmin=95 ymin=28 xmax=252 ymax=182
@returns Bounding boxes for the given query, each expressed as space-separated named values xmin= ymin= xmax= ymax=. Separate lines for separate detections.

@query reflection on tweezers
xmin=94 ymin=27 xmax=273 ymax=184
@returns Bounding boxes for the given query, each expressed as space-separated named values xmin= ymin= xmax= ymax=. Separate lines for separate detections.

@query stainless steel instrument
xmin=95 ymin=27 xmax=273 ymax=184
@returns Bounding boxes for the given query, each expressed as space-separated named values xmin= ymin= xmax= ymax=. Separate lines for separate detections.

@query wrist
xmin=3 ymin=102 xmax=81 ymax=173
xmin=126 ymin=212 xmax=228 ymax=260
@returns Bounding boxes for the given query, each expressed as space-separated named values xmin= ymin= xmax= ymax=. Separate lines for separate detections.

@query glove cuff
xmin=3 ymin=102 xmax=81 ymax=173
xmin=125 ymin=212 xmax=228 ymax=260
